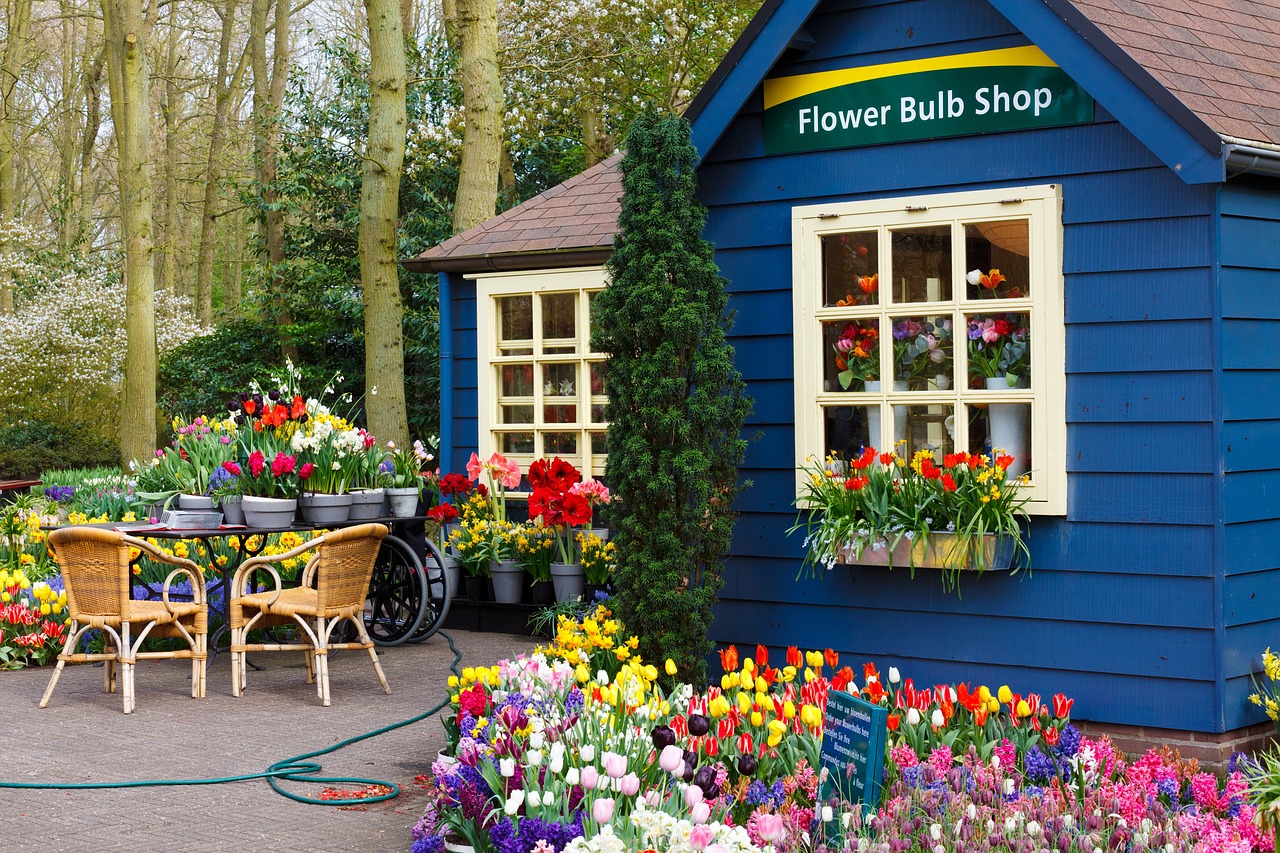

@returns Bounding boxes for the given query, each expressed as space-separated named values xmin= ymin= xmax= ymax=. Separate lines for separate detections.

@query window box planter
xmin=838 ymin=531 xmax=1019 ymax=572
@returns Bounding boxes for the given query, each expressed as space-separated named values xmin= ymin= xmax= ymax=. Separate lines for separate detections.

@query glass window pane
xmin=500 ymin=431 xmax=535 ymax=454
xmin=891 ymin=226 xmax=952 ymax=303
xmin=588 ymin=291 xmax=601 ymax=342
xmin=889 ymin=315 xmax=954 ymax=390
xmin=543 ymin=404 xmax=578 ymax=424
xmin=590 ymin=403 xmax=607 ymax=424
xmin=590 ymin=431 xmax=608 ymax=456
xmin=968 ymin=402 xmax=1031 ymax=478
xmin=899 ymin=403 xmax=955 ymax=460
xmin=499 ymin=295 xmax=533 ymax=351
xmin=500 ymin=363 xmax=534 ymax=397
xmin=542 ymin=363 xmax=577 ymax=397
xmin=822 ymin=319 xmax=881 ymax=392
xmin=500 ymin=405 xmax=533 ymax=424
xmin=822 ymin=231 xmax=880 ymax=307
xmin=542 ymin=292 xmax=577 ymax=344
xmin=965 ymin=220 xmax=1030 ymax=299
xmin=823 ymin=405 xmax=877 ymax=458
xmin=544 ymin=432 xmax=578 ymax=455
xmin=965 ymin=312 xmax=1031 ymax=388
xmin=589 ymin=361 xmax=606 ymax=397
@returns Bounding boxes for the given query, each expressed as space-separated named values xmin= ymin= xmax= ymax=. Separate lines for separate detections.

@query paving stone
xmin=0 ymin=628 xmax=536 ymax=852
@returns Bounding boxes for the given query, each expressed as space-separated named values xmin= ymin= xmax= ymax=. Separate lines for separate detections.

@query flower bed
xmin=412 ymin=605 xmax=1269 ymax=852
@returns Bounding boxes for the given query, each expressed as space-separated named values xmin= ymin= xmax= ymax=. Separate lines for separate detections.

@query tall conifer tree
xmin=593 ymin=110 xmax=751 ymax=685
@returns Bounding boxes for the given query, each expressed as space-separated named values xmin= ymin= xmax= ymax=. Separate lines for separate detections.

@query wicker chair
xmin=39 ymin=527 xmax=207 ymax=714
xmin=229 ymin=523 xmax=390 ymax=706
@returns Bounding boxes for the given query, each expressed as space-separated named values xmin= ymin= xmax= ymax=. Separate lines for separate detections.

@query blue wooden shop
xmin=404 ymin=0 xmax=1280 ymax=754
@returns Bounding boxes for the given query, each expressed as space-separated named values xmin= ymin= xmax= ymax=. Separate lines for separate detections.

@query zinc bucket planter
xmin=298 ymin=492 xmax=354 ymax=525
xmin=490 ymin=560 xmax=525 ymax=604
xmin=348 ymin=489 xmax=386 ymax=520
xmin=386 ymin=487 xmax=419 ymax=518
xmin=241 ymin=496 xmax=297 ymax=529
xmin=219 ymin=496 xmax=246 ymax=525
xmin=550 ymin=562 xmax=585 ymax=603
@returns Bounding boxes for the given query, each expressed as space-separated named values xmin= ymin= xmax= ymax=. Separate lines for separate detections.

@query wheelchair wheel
xmin=407 ymin=538 xmax=452 ymax=642
xmin=363 ymin=534 xmax=428 ymax=646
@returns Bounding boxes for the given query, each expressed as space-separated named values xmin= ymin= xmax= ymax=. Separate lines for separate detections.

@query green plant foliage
xmin=592 ymin=110 xmax=752 ymax=686
xmin=0 ymin=421 xmax=116 ymax=480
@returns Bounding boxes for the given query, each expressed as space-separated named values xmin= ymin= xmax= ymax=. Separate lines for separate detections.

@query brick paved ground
xmin=0 ymin=629 xmax=536 ymax=853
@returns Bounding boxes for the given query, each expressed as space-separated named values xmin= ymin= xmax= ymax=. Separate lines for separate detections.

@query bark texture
xmin=360 ymin=0 xmax=410 ymax=445
xmin=103 ymin=0 xmax=158 ymax=463
xmin=451 ymin=0 xmax=502 ymax=234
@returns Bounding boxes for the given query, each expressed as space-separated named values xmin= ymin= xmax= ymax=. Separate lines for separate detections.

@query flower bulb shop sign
xmin=818 ymin=689 xmax=887 ymax=820
xmin=763 ymin=45 xmax=1094 ymax=154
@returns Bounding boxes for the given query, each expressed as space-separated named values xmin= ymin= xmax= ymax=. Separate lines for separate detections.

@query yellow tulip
xmin=709 ymin=695 xmax=730 ymax=718
xmin=782 ymin=666 xmax=797 ymax=682
xmin=987 ymin=698 xmax=1000 ymax=713
xmin=576 ymin=665 xmax=590 ymax=684
xmin=740 ymin=673 xmax=754 ymax=692
xmin=783 ymin=700 xmax=796 ymax=719
xmin=801 ymin=704 xmax=823 ymax=727
xmin=742 ymin=657 xmax=756 ymax=674
xmin=1016 ymin=699 xmax=1031 ymax=718
xmin=768 ymin=719 xmax=787 ymax=737
xmin=447 ymin=675 xmax=460 ymax=688
xmin=751 ymin=710 xmax=763 ymax=727
xmin=665 ymin=659 xmax=678 ymax=676
xmin=804 ymin=667 xmax=817 ymax=683
xmin=978 ymin=685 xmax=992 ymax=703
xmin=721 ymin=674 xmax=733 ymax=691
xmin=736 ymin=691 xmax=751 ymax=713
xmin=806 ymin=650 xmax=824 ymax=669
xmin=767 ymin=731 xmax=784 ymax=748
xmin=643 ymin=665 xmax=658 ymax=682
xmin=997 ymin=685 xmax=1012 ymax=704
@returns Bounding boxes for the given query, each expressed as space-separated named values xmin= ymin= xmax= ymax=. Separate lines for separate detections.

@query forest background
xmin=0 ymin=0 xmax=757 ymax=476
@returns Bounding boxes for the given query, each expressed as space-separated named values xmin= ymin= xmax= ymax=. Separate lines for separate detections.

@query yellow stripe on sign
xmin=762 ymin=45 xmax=1059 ymax=109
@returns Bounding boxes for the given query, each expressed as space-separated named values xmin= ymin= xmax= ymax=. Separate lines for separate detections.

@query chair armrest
xmin=161 ymin=565 xmax=207 ymax=612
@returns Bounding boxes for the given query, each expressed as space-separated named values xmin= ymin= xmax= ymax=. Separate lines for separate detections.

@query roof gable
xmin=687 ymin=0 xmax=1280 ymax=184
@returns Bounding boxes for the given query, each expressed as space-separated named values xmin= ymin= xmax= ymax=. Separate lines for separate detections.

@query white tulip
xmin=499 ymin=757 xmax=516 ymax=777
xmin=527 ymin=749 xmax=544 ymax=767
xmin=931 ymin=709 xmax=945 ymax=728
xmin=529 ymin=730 xmax=546 ymax=749
xmin=504 ymin=789 xmax=525 ymax=815
xmin=580 ymin=744 xmax=595 ymax=762
xmin=565 ymin=767 xmax=580 ymax=786
xmin=966 ymin=269 xmax=983 ymax=285
xmin=888 ymin=667 xmax=900 ymax=685
xmin=527 ymin=790 xmax=542 ymax=808
xmin=906 ymin=708 xmax=921 ymax=726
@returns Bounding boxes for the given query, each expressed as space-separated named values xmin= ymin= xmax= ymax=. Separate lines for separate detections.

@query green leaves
xmin=597 ymin=110 xmax=752 ymax=686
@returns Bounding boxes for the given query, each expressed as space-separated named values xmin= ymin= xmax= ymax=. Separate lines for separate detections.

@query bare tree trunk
xmin=227 ymin=206 xmax=242 ymax=313
xmin=76 ymin=44 xmax=107 ymax=251
xmin=581 ymin=99 xmax=613 ymax=169
xmin=0 ymin=0 xmax=32 ymax=315
xmin=361 ymin=0 xmax=409 ymax=445
xmin=251 ymin=0 xmax=294 ymax=357
xmin=399 ymin=0 xmax=414 ymax=37
xmin=451 ymin=0 xmax=502 ymax=234
xmin=56 ymin=2 xmax=77 ymax=253
xmin=102 ymin=0 xmax=157 ymax=464
xmin=159 ymin=0 xmax=179 ymax=295
xmin=195 ymin=0 xmax=239 ymax=323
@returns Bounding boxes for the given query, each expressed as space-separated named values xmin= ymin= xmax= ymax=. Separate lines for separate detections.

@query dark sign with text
xmin=819 ymin=688 xmax=888 ymax=839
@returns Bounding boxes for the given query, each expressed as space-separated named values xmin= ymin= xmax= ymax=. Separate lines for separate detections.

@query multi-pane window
xmin=792 ymin=185 xmax=1065 ymax=513
xmin=474 ymin=267 xmax=609 ymax=479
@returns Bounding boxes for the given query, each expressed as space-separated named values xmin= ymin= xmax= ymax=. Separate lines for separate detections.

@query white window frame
xmin=791 ymin=184 xmax=1066 ymax=514
xmin=472 ymin=266 xmax=609 ymax=481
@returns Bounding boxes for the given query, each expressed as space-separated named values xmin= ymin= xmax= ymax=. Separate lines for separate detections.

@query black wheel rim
xmin=363 ymin=536 xmax=427 ymax=646
xmin=408 ymin=540 xmax=452 ymax=642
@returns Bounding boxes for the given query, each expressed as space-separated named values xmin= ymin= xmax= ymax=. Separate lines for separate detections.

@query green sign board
xmin=763 ymin=46 xmax=1094 ymax=154
xmin=818 ymin=689 xmax=888 ymax=842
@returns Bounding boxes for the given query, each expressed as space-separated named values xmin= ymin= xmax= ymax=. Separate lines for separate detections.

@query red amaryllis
xmin=428 ymin=503 xmax=459 ymax=524
xmin=438 ymin=473 xmax=472 ymax=496
xmin=248 ymin=450 xmax=266 ymax=478
xmin=559 ymin=492 xmax=592 ymax=526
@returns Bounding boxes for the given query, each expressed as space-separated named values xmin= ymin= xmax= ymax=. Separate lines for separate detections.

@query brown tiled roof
xmin=1071 ymin=0 xmax=1280 ymax=146
xmin=407 ymin=153 xmax=622 ymax=272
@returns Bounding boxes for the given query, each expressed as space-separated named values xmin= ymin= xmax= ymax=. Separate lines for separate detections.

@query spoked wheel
xmin=407 ymin=539 xmax=452 ymax=642
xmin=363 ymin=534 xmax=428 ymax=647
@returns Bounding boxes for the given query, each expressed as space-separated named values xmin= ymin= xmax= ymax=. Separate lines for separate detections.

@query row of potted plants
xmin=130 ymin=363 xmax=438 ymax=527
xmin=430 ymin=452 xmax=614 ymax=606
xmin=414 ymin=603 xmax=1269 ymax=852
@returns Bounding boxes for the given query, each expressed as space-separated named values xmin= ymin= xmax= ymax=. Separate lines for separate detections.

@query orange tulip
xmin=719 ymin=645 xmax=739 ymax=673
xmin=786 ymin=646 xmax=802 ymax=668
xmin=756 ymin=644 xmax=769 ymax=667
xmin=824 ymin=648 xmax=839 ymax=668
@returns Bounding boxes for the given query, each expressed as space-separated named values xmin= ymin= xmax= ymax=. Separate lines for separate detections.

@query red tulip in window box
xmin=789 ymin=446 xmax=1030 ymax=592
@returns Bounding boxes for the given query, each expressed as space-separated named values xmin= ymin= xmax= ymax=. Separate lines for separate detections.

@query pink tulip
xmin=580 ymin=765 xmax=599 ymax=791
xmin=691 ymin=802 xmax=711 ymax=824
xmin=591 ymin=797 xmax=615 ymax=824
xmin=618 ymin=772 xmax=640 ymax=797
xmin=658 ymin=744 xmax=683 ymax=773
xmin=644 ymin=789 xmax=661 ymax=807
xmin=602 ymin=751 xmax=627 ymax=779
xmin=689 ymin=826 xmax=715 ymax=851
xmin=684 ymin=784 xmax=704 ymax=808
xmin=756 ymin=813 xmax=785 ymax=841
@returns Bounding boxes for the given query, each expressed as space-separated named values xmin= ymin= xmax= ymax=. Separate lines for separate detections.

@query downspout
xmin=438 ymin=270 xmax=454 ymax=474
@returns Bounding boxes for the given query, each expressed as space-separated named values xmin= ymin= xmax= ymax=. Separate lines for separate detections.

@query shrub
xmin=0 ymin=421 xmax=116 ymax=480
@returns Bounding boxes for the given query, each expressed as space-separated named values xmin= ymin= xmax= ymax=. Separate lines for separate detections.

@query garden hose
xmin=0 ymin=629 xmax=464 ymax=808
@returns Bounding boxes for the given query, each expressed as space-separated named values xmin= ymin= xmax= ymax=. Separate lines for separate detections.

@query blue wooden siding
xmin=447 ymin=279 xmax=480 ymax=475
xmin=1220 ymin=178 xmax=1280 ymax=729
xmin=697 ymin=0 xmax=1230 ymax=730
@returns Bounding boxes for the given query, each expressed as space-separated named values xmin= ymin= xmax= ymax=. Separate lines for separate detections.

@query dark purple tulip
xmin=268 ymin=389 xmax=281 ymax=401
xmin=693 ymin=765 xmax=716 ymax=791
xmin=651 ymin=725 xmax=676 ymax=751
xmin=687 ymin=714 xmax=709 ymax=737
xmin=737 ymin=755 xmax=757 ymax=776
xmin=703 ymin=783 xmax=720 ymax=801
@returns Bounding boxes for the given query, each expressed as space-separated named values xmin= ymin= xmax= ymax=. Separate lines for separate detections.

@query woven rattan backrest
xmin=313 ymin=523 xmax=388 ymax=614
xmin=48 ymin=527 xmax=132 ymax=621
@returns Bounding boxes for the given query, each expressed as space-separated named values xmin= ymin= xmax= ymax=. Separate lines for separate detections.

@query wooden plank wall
xmin=699 ymin=0 xmax=1226 ymax=730
xmin=1220 ymin=177 xmax=1280 ymax=730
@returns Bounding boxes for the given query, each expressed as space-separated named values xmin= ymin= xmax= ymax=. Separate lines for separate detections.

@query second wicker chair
xmin=229 ymin=522 xmax=390 ymax=706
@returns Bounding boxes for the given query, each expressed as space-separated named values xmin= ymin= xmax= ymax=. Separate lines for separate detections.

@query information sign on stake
xmin=818 ymin=689 xmax=888 ymax=845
